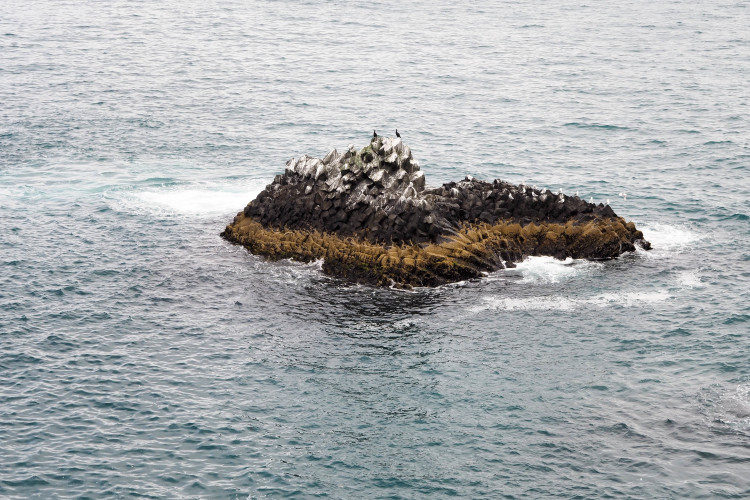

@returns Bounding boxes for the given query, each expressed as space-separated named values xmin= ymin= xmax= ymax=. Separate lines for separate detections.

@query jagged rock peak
xmin=282 ymin=135 xmax=424 ymax=196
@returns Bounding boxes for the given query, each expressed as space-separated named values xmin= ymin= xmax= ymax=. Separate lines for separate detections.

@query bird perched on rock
xmin=373 ymin=130 xmax=378 ymax=139
xmin=395 ymin=129 xmax=401 ymax=138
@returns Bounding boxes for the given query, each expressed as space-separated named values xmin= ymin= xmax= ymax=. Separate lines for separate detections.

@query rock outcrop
xmin=222 ymin=135 xmax=650 ymax=287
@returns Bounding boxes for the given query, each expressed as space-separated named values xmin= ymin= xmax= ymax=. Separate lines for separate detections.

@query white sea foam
xmin=639 ymin=223 xmax=702 ymax=254
xmin=511 ymin=256 xmax=602 ymax=284
xmin=133 ymin=188 xmax=252 ymax=215
xmin=470 ymin=290 xmax=670 ymax=313
xmin=270 ymin=258 xmax=326 ymax=286
xmin=469 ymin=223 xmax=700 ymax=313
xmin=706 ymin=383 xmax=750 ymax=430
xmin=109 ymin=180 xmax=267 ymax=217
xmin=676 ymin=270 xmax=702 ymax=289
xmin=722 ymin=384 xmax=750 ymax=423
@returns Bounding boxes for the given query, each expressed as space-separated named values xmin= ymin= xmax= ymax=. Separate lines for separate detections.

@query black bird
xmin=373 ymin=130 xmax=378 ymax=138
xmin=395 ymin=129 xmax=401 ymax=138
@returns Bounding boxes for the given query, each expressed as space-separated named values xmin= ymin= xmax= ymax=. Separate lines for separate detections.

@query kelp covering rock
xmin=221 ymin=135 xmax=650 ymax=287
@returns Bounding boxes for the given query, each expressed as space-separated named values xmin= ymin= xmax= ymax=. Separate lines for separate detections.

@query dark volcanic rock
xmin=223 ymin=135 xmax=650 ymax=287
xmin=245 ymin=138 xmax=442 ymax=244
xmin=244 ymin=136 xmax=623 ymax=245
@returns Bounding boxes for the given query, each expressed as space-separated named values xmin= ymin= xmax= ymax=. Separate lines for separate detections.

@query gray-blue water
xmin=2 ymin=1 xmax=749 ymax=498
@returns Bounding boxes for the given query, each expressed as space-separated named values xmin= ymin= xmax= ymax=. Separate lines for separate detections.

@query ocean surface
xmin=1 ymin=0 xmax=749 ymax=498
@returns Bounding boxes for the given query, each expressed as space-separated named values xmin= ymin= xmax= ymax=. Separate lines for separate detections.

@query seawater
xmin=1 ymin=0 xmax=749 ymax=498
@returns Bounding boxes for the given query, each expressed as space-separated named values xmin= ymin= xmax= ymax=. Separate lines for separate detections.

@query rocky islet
xmin=221 ymin=135 xmax=650 ymax=287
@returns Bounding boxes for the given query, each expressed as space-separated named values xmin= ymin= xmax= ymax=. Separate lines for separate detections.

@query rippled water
xmin=2 ymin=0 xmax=749 ymax=497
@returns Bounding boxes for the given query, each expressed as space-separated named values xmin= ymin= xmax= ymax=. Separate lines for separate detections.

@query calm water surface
xmin=1 ymin=0 xmax=749 ymax=498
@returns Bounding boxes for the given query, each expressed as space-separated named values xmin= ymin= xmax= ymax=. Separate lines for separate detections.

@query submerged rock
xmin=222 ymin=135 xmax=650 ymax=287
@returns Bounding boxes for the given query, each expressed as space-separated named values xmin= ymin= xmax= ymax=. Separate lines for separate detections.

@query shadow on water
xmin=295 ymin=280 xmax=451 ymax=332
